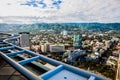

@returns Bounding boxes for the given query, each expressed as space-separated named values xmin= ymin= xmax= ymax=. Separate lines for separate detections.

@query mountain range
xmin=0 ymin=23 xmax=120 ymax=33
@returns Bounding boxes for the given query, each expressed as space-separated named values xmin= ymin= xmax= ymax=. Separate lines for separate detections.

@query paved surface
xmin=0 ymin=60 xmax=28 ymax=80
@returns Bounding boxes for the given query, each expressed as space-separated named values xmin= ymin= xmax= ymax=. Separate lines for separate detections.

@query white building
xmin=41 ymin=45 xmax=45 ymax=52
xmin=49 ymin=44 xmax=65 ymax=53
xmin=61 ymin=30 xmax=68 ymax=36
xmin=41 ymin=43 xmax=53 ymax=52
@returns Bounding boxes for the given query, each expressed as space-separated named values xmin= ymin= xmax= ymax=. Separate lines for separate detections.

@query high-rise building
xmin=73 ymin=33 xmax=82 ymax=50
xmin=19 ymin=32 xmax=30 ymax=49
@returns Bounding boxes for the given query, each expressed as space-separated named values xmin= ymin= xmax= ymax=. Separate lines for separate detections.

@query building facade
xmin=19 ymin=32 xmax=30 ymax=49
xmin=49 ymin=44 xmax=65 ymax=52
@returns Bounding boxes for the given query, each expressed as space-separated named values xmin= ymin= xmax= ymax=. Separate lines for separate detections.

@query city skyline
xmin=0 ymin=0 xmax=120 ymax=24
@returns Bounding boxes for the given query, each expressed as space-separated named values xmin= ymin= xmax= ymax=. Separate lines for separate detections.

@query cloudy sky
xmin=0 ymin=0 xmax=120 ymax=24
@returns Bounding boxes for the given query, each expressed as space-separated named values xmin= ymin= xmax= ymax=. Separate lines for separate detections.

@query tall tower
xmin=19 ymin=32 xmax=30 ymax=50
xmin=73 ymin=31 xmax=82 ymax=50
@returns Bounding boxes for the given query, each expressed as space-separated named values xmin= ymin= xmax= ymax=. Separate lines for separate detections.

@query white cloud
xmin=0 ymin=0 xmax=120 ymax=23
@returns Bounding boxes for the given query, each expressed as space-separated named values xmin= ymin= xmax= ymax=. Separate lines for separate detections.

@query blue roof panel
xmin=48 ymin=69 xmax=88 ymax=80
xmin=41 ymin=65 xmax=88 ymax=80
